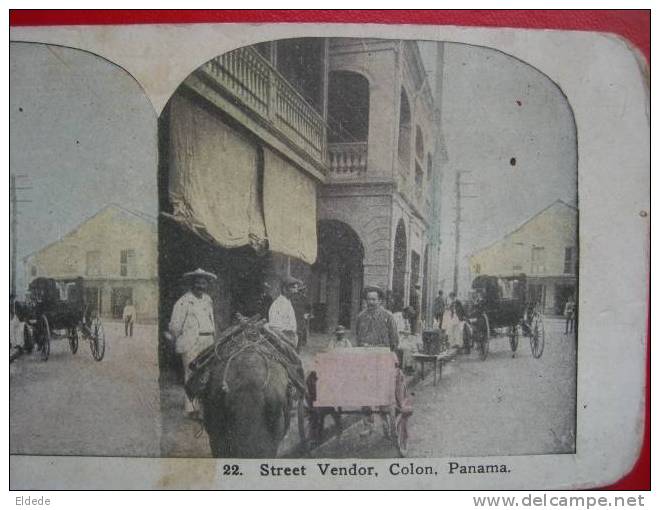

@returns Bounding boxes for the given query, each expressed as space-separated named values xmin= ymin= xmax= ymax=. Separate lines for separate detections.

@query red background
xmin=9 ymin=9 xmax=650 ymax=491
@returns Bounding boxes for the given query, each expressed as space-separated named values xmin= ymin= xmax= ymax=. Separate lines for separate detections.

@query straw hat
xmin=182 ymin=268 xmax=217 ymax=280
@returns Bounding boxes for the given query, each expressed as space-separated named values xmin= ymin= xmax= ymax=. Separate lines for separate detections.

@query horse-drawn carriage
xmin=297 ymin=347 xmax=413 ymax=457
xmin=16 ymin=277 xmax=106 ymax=362
xmin=463 ymin=274 xmax=545 ymax=360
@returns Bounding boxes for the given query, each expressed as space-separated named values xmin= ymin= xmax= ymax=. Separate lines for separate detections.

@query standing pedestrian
xmin=445 ymin=292 xmax=466 ymax=348
xmin=122 ymin=299 xmax=136 ymax=337
xmin=355 ymin=287 xmax=399 ymax=350
xmin=564 ymin=297 xmax=576 ymax=335
xmin=433 ymin=290 xmax=445 ymax=329
xmin=268 ymin=275 xmax=302 ymax=349
xmin=355 ymin=286 xmax=400 ymax=436
xmin=168 ymin=268 xmax=217 ymax=419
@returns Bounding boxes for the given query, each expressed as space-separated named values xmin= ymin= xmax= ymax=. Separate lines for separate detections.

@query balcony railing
xmin=201 ymin=47 xmax=327 ymax=164
xmin=328 ymin=142 xmax=368 ymax=178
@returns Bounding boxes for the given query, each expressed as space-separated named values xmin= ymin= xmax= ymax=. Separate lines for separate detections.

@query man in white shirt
xmin=168 ymin=268 xmax=217 ymax=417
xmin=122 ymin=300 xmax=136 ymax=337
xmin=268 ymin=275 xmax=301 ymax=349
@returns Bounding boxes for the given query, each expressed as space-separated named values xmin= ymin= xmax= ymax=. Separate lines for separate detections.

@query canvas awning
xmin=263 ymin=148 xmax=318 ymax=265
xmin=167 ymin=93 xmax=266 ymax=250
xmin=166 ymin=93 xmax=318 ymax=264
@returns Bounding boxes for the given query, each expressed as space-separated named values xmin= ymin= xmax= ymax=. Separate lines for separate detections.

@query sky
xmin=419 ymin=41 xmax=577 ymax=294
xmin=10 ymin=43 xmax=158 ymax=294
xmin=9 ymin=39 xmax=577 ymax=298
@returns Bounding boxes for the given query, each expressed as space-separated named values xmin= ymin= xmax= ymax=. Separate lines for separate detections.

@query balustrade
xmin=328 ymin=142 xmax=368 ymax=177
xmin=201 ymin=47 xmax=327 ymax=164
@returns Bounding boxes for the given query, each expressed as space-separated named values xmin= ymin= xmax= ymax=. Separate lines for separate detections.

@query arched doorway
xmin=392 ymin=219 xmax=407 ymax=312
xmin=311 ymin=220 xmax=364 ymax=332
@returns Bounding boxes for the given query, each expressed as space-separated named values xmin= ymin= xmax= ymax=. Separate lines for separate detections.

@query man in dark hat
xmin=168 ymin=268 xmax=217 ymax=418
xmin=355 ymin=286 xmax=399 ymax=351
xmin=268 ymin=275 xmax=302 ymax=349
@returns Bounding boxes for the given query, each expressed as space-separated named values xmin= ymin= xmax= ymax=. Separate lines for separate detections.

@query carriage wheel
xmin=508 ymin=325 xmax=519 ymax=352
xmin=89 ymin=317 xmax=106 ymax=361
xmin=462 ymin=323 xmax=472 ymax=354
xmin=478 ymin=314 xmax=490 ymax=361
xmin=23 ymin=324 xmax=34 ymax=354
xmin=530 ymin=315 xmax=545 ymax=359
xmin=68 ymin=327 xmax=79 ymax=354
xmin=39 ymin=315 xmax=51 ymax=362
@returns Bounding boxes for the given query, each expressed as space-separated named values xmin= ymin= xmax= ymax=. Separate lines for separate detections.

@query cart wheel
xmin=68 ymin=327 xmax=79 ymax=354
xmin=89 ymin=316 xmax=106 ymax=361
xmin=530 ymin=315 xmax=545 ymax=359
xmin=382 ymin=408 xmax=397 ymax=440
xmin=395 ymin=413 xmax=409 ymax=457
xmin=297 ymin=397 xmax=313 ymax=453
xmin=508 ymin=325 xmax=519 ymax=352
xmin=38 ymin=315 xmax=51 ymax=362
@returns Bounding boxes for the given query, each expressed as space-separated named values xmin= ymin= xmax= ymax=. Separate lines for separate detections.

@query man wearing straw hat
xmin=168 ymin=268 xmax=217 ymax=418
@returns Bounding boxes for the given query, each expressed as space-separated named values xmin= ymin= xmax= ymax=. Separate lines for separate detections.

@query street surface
xmin=311 ymin=318 xmax=576 ymax=458
xmin=11 ymin=317 xmax=575 ymax=459
xmin=10 ymin=321 xmax=161 ymax=457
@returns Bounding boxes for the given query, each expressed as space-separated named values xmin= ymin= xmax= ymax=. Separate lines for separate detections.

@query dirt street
xmin=10 ymin=321 xmax=161 ymax=457
xmin=312 ymin=318 xmax=576 ymax=458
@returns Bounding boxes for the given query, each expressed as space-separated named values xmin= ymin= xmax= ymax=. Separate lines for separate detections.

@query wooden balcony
xmin=328 ymin=142 xmax=368 ymax=179
xmin=198 ymin=46 xmax=327 ymax=169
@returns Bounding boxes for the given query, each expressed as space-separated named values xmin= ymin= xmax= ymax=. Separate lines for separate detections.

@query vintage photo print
xmin=8 ymin=20 xmax=649 ymax=490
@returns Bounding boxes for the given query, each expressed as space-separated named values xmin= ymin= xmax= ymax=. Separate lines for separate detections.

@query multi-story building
xmin=159 ymin=38 xmax=442 ymax=343
xmin=468 ymin=200 xmax=578 ymax=315
xmin=24 ymin=204 xmax=158 ymax=321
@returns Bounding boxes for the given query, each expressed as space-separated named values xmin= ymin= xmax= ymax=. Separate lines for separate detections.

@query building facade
xmin=159 ymin=37 xmax=443 ymax=347
xmin=469 ymin=200 xmax=578 ymax=315
xmin=315 ymin=39 xmax=438 ymax=332
xmin=24 ymin=204 xmax=158 ymax=321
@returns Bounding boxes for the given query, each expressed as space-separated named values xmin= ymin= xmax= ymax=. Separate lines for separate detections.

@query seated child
xmin=327 ymin=325 xmax=353 ymax=350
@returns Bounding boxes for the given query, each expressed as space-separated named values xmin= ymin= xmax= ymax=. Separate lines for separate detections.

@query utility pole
xmin=10 ymin=174 xmax=32 ymax=296
xmin=452 ymin=170 xmax=477 ymax=295
xmin=428 ymin=42 xmax=446 ymax=324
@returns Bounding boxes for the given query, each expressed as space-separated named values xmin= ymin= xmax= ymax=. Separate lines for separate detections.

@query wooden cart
xmin=297 ymin=347 xmax=413 ymax=457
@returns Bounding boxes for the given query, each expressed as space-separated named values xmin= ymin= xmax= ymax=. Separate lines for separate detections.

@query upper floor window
xmin=564 ymin=247 xmax=576 ymax=274
xmin=397 ymin=89 xmax=411 ymax=166
xmin=120 ymin=249 xmax=136 ymax=277
xmin=86 ymin=250 xmax=101 ymax=277
xmin=327 ymin=71 xmax=370 ymax=143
